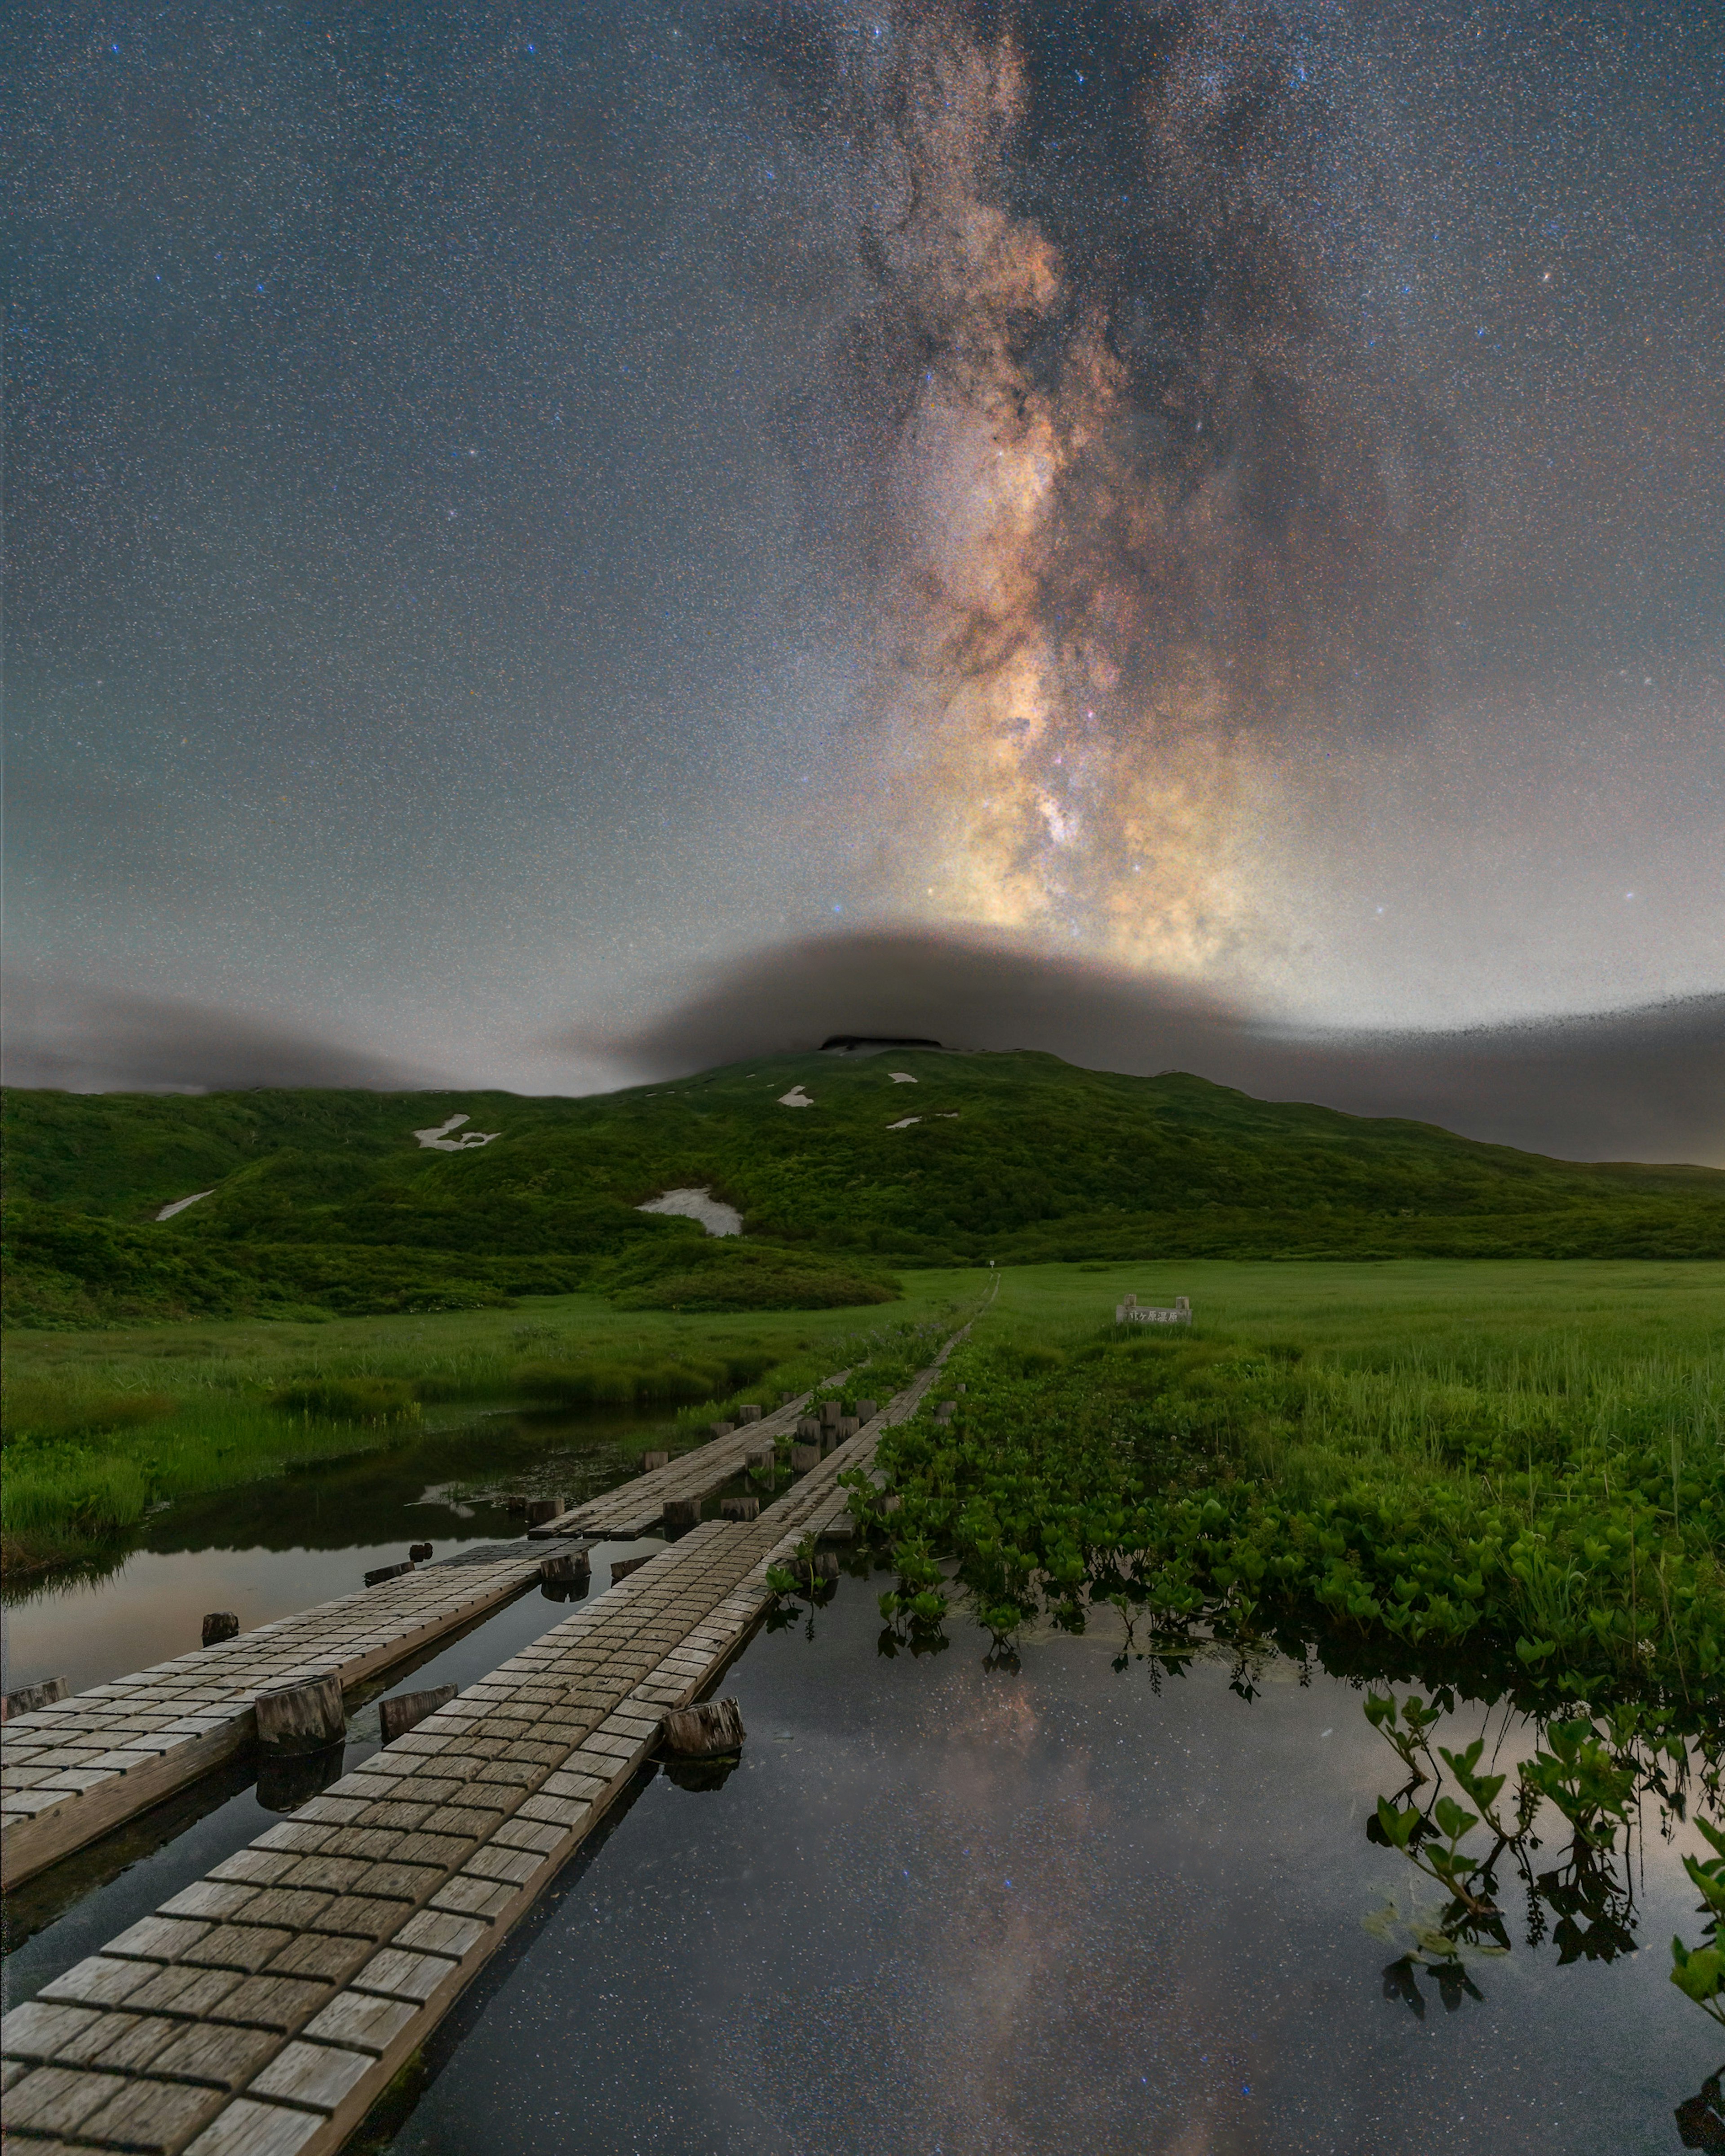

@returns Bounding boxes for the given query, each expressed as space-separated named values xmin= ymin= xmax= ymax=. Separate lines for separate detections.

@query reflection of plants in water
xmin=1362 ymin=1889 xmax=1506 ymax=2018
xmin=1674 ymin=2071 xmax=1725 ymax=2153
xmin=1362 ymin=1688 xmax=1725 ymax=2053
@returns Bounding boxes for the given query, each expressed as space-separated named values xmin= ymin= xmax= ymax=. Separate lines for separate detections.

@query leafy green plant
xmin=1373 ymin=1793 xmax=1500 ymax=1918
xmin=1670 ymin=1816 xmax=1725 ymax=2030
xmin=1517 ymin=1719 xmax=1637 ymax=1846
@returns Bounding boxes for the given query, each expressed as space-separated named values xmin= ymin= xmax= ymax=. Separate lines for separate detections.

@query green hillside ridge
xmin=4 ymin=1050 xmax=1721 ymax=1328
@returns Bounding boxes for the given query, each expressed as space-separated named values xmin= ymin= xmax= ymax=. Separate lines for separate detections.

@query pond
xmin=4 ymin=1547 xmax=1718 ymax=2151
xmin=364 ymin=1578 xmax=1720 ymax=2156
xmin=0 ymin=1401 xmax=680 ymax=1697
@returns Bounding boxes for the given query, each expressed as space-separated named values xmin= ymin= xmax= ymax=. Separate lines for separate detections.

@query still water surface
xmin=380 ymin=1583 xmax=1719 ymax=2156
xmin=3 ymin=1415 xmax=1719 ymax=2153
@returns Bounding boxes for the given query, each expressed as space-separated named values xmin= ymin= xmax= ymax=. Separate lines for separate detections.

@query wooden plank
xmin=1 ymin=1558 xmax=541 ymax=1888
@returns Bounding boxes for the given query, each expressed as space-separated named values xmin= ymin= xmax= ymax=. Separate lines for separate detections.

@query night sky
xmin=4 ymin=2 xmax=1721 ymax=1122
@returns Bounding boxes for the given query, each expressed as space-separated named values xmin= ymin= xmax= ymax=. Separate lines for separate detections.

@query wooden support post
xmin=819 ymin=1400 xmax=841 ymax=1427
xmin=791 ymin=1442 xmax=821 ymax=1471
xmin=720 ymin=1496 xmax=760 ymax=1521
xmin=255 ymin=1674 xmax=346 ymax=1755
xmin=709 ymin=1420 xmax=736 ymax=1439
xmin=746 ymin=1446 xmax=776 ymax=1476
xmin=379 ymin=1685 xmax=458 ymax=1746
xmin=663 ymin=1496 xmax=702 ymax=1533
xmin=525 ymin=1499 xmax=564 ymax=1528
xmin=796 ymin=1417 xmax=821 ymax=1443
xmin=2 ymin=1675 xmax=70 ymax=1721
xmin=408 ymin=1542 xmax=433 ymax=1563
xmin=540 ymin=1550 xmax=590 ymax=1586
xmin=856 ymin=1398 xmax=878 ymax=1421
xmin=662 ymin=1697 xmax=745 ymax=1758
xmin=837 ymin=1415 xmax=860 ymax=1440
xmin=737 ymin=1405 xmax=762 ymax=1423
xmin=641 ymin=1450 xmax=670 ymax=1472
xmin=202 ymin=1613 xmax=239 ymax=1648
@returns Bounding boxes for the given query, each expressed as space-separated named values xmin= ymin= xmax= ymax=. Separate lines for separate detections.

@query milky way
xmin=762 ymin=1 xmax=1467 ymax=961
xmin=2 ymin=1 xmax=1720 ymax=1093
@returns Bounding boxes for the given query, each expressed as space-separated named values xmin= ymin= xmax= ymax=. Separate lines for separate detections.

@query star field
xmin=2 ymin=1 xmax=1719 ymax=1089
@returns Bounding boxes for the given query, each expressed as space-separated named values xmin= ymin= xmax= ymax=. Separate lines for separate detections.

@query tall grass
xmin=0 ymin=1281 xmax=986 ymax=1572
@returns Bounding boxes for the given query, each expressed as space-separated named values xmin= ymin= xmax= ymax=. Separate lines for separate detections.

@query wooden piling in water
xmin=379 ymin=1685 xmax=458 ymax=1747
xmin=255 ymin=1674 xmax=346 ymax=1756
xmin=2 ymin=1677 xmax=70 ymax=1722
xmin=662 ymin=1697 xmax=745 ymax=1759
xmin=202 ymin=1613 xmax=239 ymax=1648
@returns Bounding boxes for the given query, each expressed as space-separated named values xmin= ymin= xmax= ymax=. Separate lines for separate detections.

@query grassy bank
xmin=853 ymin=1259 xmax=1725 ymax=1712
xmin=0 ymin=1275 xmax=988 ymax=1575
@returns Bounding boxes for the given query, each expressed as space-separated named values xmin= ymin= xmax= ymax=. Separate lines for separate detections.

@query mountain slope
xmin=4 ymin=1050 xmax=1721 ymax=1326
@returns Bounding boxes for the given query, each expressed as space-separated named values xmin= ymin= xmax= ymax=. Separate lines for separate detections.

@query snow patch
xmin=778 ymin=1086 xmax=814 ymax=1109
xmin=888 ymin=1071 xmax=918 ymax=1084
xmin=637 ymin=1187 xmax=743 ymax=1237
xmin=886 ymin=1117 xmax=922 ymax=1131
xmin=156 ymin=1190 xmax=213 ymax=1222
xmin=414 ymin=1113 xmax=501 ymax=1152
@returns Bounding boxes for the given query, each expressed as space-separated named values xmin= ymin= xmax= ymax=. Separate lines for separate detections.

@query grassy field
xmin=854 ymin=1258 xmax=1725 ymax=1714
xmin=6 ymin=1253 xmax=1722 ymax=1710
xmin=0 ymin=1273 xmax=990 ymax=1574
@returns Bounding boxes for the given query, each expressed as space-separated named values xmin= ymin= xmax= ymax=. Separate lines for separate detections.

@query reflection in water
xmin=366 ymin=1579 xmax=1718 ymax=2155
xmin=255 ymin=1742 xmax=347 ymax=1816
xmin=0 ymin=1401 xmax=680 ymax=1695
xmin=1676 ymin=2071 xmax=1725 ymax=2151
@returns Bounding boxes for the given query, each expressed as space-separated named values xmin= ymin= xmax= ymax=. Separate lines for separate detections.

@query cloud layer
xmin=1 ymin=981 xmax=450 ymax=1096
xmin=562 ymin=928 xmax=1725 ymax=1167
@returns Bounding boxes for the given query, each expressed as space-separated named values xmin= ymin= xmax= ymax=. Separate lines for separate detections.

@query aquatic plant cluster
xmin=849 ymin=1324 xmax=1725 ymax=1705
xmin=1358 ymin=1687 xmax=1724 ymax=2041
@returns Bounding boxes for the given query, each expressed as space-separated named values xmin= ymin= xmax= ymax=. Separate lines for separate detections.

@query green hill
xmin=4 ymin=1050 xmax=1721 ymax=1327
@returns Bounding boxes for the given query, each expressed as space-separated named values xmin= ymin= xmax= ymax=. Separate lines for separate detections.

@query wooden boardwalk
xmin=0 ymin=1559 xmax=544 ymax=1892
xmin=525 ymin=1377 xmax=838 ymax=1542
xmin=0 ymin=1342 xmax=963 ymax=2156
xmin=0 ymin=1382 xmax=840 ymax=1891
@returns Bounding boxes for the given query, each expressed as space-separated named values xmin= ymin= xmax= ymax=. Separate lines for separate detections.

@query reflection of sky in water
xmin=376 ymin=1585 xmax=1717 ymax=2156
